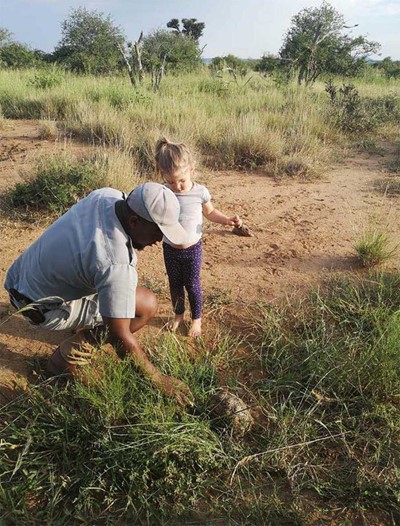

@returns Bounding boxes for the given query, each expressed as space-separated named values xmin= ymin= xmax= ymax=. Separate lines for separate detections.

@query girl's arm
xmin=203 ymin=201 xmax=241 ymax=226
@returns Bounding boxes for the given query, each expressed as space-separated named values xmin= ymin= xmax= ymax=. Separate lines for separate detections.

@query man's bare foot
xmin=189 ymin=318 xmax=202 ymax=338
xmin=167 ymin=313 xmax=184 ymax=332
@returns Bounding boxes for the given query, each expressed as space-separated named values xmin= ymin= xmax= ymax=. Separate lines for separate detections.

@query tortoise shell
xmin=208 ymin=389 xmax=254 ymax=437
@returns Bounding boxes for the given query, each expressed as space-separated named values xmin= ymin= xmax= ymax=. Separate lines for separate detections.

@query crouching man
xmin=4 ymin=182 xmax=192 ymax=407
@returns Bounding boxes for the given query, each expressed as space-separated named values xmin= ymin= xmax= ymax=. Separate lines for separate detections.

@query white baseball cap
xmin=126 ymin=182 xmax=187 ymax=244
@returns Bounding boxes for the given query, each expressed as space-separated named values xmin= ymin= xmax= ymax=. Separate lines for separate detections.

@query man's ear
xmin=127 ymin=211 xmax=140 ymax=230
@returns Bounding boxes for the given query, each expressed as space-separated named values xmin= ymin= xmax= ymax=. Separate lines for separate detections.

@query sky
xmin=1 ymin=0 xmax=399 ymax=60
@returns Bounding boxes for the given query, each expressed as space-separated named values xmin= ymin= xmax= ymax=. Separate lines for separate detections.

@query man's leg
xmin=47 ymin=287 xmax=158 ymax=376
xmin=129 ymin=286 xmax=158 ymax=333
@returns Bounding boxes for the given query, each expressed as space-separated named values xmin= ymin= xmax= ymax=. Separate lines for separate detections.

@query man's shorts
xmin=9 ymin=292 xmax=104 ymax=332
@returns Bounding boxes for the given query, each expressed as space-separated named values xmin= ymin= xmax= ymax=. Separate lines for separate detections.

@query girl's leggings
xmin=162 ymin=240 xmax=203 ymax=320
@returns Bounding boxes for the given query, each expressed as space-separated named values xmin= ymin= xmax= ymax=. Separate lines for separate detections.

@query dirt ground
xmin=1 ymin=119 xmax=399 ymax=403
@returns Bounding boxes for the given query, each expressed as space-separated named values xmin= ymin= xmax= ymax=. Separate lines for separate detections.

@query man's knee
xmin=136 ymin=286 xmax=158 ymax=319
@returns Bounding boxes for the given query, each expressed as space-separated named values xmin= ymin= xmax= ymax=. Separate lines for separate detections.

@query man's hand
xmin=155 ymin=374 xmax=194 ymax=407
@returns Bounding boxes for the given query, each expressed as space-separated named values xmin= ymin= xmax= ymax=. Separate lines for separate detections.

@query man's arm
xmin=103 ymin=317 xmax=193 ymax=407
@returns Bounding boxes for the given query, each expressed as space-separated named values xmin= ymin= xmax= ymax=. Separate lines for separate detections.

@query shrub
xmin=325 ymin=81 xmax=400 ymax=135
xmin=325 ymin=81 xmax=378 ymax=133
xmin=29 ymin=69 xmax=64 ymax=90
xmin=5 ymin=155 xmax=101 ymax=218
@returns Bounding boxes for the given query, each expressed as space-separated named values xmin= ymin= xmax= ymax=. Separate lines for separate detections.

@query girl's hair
xmin=155 ymin=138 xmax=193 ymax=175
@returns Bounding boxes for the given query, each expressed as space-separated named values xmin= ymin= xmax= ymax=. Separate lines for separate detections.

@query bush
xmin=5 ymin=156 xmax=101 ymax=218
xmin=325 ymin=81 xmax=400 ymax=134
xmin=29 ymin=69 xmax=64 ymax=89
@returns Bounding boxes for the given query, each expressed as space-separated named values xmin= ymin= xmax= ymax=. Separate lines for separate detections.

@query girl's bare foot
xmin=189 ymin=318 xmax=202 ymax=338
xmin=167 ymin=313 xmax=184 ymax=332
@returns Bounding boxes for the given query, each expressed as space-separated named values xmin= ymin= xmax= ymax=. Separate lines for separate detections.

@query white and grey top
xmin=163 ymin=182 xmax=211 ymax=246
xmin=4 ymin=188 xmax=138 ymax=319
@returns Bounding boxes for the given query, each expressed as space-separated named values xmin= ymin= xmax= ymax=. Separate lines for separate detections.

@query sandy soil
xmin=1 ymin=119 xmax=399 ymax=403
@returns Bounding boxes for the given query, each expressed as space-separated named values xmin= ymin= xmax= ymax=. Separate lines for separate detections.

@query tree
xmin=166 ymin=18 xmax=205 ymax=42
xmin=54 ymin=7 xmax=125 ymax=74
xmin=210 ymin=54 xmax=249 ymax=77
xmin=142 ymin=29 xmax=202 ymax=74
xmin=254 ymin=54 xmax=283 ymax=74
xmin=377 ymin=57 xmax=400 ymax=79
xmin=0 ymin=42 xmax=38 ymax=68
xmin=0 ymin=28 xmax=41 ymax=68
xmin=280 ymin=1 xmax=380 ymax=85
xmin=0 ymin=27 xmax=12 ymax=47
xmin=118 ymin=32 xmax=144 ymax=87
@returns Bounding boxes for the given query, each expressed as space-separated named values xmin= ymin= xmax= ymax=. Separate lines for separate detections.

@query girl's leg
xmin=183 ymin=242 xmax=203 ymax=337
xmin=163 ymin=243 xmax=185 ymax=330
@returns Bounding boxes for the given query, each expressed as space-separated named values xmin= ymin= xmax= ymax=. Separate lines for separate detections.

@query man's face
xmin=131 ymin=216 xmax=163 ymax=251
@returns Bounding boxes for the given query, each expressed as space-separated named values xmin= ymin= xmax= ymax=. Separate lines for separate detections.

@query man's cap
xmin=126 ymin=182 xmax=187 ymax=244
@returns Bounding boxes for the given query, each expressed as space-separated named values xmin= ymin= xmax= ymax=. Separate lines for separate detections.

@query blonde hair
xmin=155 ymin=138 xmax=193 ymax=176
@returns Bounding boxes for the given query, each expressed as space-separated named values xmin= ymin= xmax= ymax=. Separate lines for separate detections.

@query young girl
xmin=155 ymin=138 xmax=242 ymax=337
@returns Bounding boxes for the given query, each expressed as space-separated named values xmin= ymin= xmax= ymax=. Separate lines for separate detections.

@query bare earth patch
xmin=1 ymin=119 xmax=400 ymax=403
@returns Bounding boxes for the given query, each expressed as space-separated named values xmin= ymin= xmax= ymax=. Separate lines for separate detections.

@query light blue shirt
xmin=5 ymin=188 xmax=138 ymax=319
xmin=163 ymin=183 xmax=211 ymax=245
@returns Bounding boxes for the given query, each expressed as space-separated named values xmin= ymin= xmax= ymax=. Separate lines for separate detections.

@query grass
xmin=0 ymin=69 xmax=398 ymax=178
xmin=0 ymin=333 xmax=250 ymax=525
xmin=385 ymin=143 xmax=400 ymax=174
xmin=1 ymin=68 xmax=398 ymax=179
xmin=2 ymin=273 xmax=400 ymax=524
xmin=37 ymin=119 xmax=58 ymax=140
xmin=374 ymin=176 xmax=400 ymax=197
xmin=248 ymin=272 xmax=400 ymax=523
xmin=355 ymin=226 xmax=397 ymax=267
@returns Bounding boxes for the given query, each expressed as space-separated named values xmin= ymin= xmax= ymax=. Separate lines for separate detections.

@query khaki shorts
xmin=12 ymin=294 xmax=104 ymax=332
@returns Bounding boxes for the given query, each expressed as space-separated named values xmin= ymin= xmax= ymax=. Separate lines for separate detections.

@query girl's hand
xmin=227 ymin=215 xmax=242 ymax=227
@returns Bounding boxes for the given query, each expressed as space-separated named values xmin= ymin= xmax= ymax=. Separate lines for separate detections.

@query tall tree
xmin=142 ymin=29 xmax=202 ymax=74
xmin=280 ymin=1 xmax=380 ymax=85
xmin=54 ymin=7 xmax=125 ymax=74
xmin=166 ymin=18 xmax=205 ymax=42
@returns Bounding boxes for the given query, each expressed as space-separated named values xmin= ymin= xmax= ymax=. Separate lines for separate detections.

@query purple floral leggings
xmin=163 ymin=240 xmax=203 ymax=320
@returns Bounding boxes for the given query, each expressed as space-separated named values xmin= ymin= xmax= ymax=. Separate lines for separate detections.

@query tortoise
xmin=207 ymin=388 xmax=254 ymax=438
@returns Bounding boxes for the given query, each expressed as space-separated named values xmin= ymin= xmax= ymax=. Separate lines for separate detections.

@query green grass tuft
xmin=355 ymin=227 xmax=397 ymax=267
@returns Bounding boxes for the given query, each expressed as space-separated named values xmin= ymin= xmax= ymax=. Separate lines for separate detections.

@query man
xmin=4 ymin=182 xmax=192 ymax=406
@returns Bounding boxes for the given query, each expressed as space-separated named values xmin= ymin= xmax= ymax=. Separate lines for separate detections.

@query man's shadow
xmin=0 ymin=301 xmax=65 ymax=345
